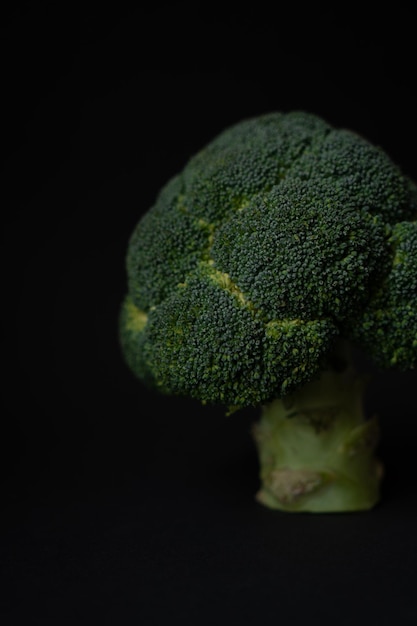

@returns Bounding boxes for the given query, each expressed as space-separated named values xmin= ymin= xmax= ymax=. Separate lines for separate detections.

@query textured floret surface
xmin=120 ymin=111 xmax=417 ymax=408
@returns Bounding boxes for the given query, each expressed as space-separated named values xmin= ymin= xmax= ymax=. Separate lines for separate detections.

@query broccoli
xmin=119 ymin=111 xmax=417 ymax=513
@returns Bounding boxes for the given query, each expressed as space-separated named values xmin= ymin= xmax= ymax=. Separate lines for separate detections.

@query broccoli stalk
xmin=120 ymin=111 xmax=417 ymax=513
xmin=253 ymin=341 xmax=383 ymax=512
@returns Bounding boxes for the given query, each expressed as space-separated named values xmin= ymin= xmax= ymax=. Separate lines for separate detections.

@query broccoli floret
xmin=126 ymin=174 xmax=211 ymax=310
xmin=211 ymin=178 xmax=390 ymax=322
xmin=120 ymin=111 xmax=417 ymax=513
xmin=288 ymin=129 xmax=417 ymax=223
xmin=347 ymin=220 xmax=417 ymax=369
xmin=181 ymin=111 xmax=331 ymax=222
xmin=121 ymin=271 xmax=337 ymax=407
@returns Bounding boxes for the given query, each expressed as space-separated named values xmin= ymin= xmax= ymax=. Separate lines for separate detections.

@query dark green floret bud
xmin=288 ymin=129 xmax=417 ymax=223
xmin=181 ymin=111 xmax=332 ymax=223
xmin=127 ymin=269 xmax=338 ymax=407
xmin=211 ymin=178 xmax=390 ymax=322
xmin=126 ymin=175 xmax=210 ymax=310
xmin=348 ymin=221 xmax=417 ymax=369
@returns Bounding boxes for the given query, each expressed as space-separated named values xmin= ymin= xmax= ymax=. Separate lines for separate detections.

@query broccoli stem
xmin=253 ymin=342 xmax=383 ymax=513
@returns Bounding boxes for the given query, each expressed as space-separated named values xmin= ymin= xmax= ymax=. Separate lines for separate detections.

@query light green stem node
xmin=253 ymin=344 xmax=383 ymax=513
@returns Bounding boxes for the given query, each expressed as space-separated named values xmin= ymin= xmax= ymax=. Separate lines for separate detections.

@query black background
xmin=1 ymin=3 xmax=417 ymax=624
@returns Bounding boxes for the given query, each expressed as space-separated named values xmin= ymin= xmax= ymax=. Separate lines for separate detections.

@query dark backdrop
xmin=1 ymin=3 xmax=417 ymax=625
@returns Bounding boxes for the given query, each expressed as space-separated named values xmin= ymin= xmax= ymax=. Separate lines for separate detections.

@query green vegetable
xmin=120 ymin=111 xmax=417 ymax=513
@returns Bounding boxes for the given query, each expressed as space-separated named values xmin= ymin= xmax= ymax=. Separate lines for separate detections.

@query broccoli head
xmin=120 ymin=111 xmax=417 ymax=513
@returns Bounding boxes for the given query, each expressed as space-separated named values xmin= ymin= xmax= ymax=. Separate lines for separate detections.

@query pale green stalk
xmin=253 ymin=342 xmax=383 ymax=513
